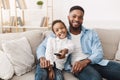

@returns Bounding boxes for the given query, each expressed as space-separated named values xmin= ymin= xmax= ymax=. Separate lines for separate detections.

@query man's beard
xmin=69 ymin=21 xmax=82 ymax=31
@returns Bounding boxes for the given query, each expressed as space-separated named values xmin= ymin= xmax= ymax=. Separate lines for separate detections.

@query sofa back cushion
xmin=0 ymin=30 xmax=45 ymax=58
xmin=95 ymin=29 xmax=120 ymax=60
xmin=2 ymin=37 xmax=35 ymax=76
xmin=115 ymin=41 xmax=120 ymax=60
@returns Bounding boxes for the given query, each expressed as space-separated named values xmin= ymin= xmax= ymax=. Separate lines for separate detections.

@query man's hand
xmin=39 ymin=57 xmax=50 ymax=68
xmin=72 ymin=59 xmax=91 ymax=73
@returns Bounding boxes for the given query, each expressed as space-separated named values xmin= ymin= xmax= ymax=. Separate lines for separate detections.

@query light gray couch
xmin=0 ymin=28 xmax=120 ymax=80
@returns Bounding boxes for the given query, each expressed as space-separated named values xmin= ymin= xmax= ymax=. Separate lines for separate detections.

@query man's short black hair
xmin=69 ymin=5 xmax=84 ymax=14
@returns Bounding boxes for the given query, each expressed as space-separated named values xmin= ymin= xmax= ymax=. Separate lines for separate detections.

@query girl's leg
xmin=54 ymin=68 xmax=64 ymax=80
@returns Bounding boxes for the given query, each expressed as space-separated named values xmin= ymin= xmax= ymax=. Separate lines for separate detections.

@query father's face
xmin=68 ymin=10 xmax=84 ymax=28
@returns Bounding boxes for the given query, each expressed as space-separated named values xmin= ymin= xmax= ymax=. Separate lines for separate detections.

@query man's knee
xmin=35 ymin=64 xmax=48 ymax=80
xmin=75 ymin=65 xmax=102 ymax=80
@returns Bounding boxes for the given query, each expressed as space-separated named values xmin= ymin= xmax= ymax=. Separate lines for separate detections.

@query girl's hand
xmin=49 ymin=69 xmax=55 ymax=80
xmin=57 ymin=48 xmax=68 ymax=59
xmin=48 ymin=67 xmax=55 ymax=80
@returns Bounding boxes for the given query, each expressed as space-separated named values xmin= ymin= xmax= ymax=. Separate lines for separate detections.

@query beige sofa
xmin=0 ymin=28 xmax=120 ymax=80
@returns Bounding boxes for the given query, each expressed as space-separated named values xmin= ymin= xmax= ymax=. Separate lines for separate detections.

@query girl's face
xmin=53 ymin=22 xmax=67 ymax=39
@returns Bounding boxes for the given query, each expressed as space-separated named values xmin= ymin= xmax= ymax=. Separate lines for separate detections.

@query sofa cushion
xmin=0 ymin=50 xmax=14 ymax=79
xmin=2 ymin=37 xmax=34 ymax=76
xmin=11 ymin=69 xmax=35 ymax=80
xmin=95 ymin=29 xmax=120 ymax=60
xmin=63 ymin=71 xmax=78 ymax=80
xmin=0 ymin=30 xmax=45 ymax=58
xmin=115 ymin=41 xmax=120 ymax=60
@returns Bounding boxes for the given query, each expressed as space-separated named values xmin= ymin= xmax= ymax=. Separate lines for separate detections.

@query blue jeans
xmin=54 ymin=68 xmax=64 ymax=80
xmin=35 ymin=61 xmax=120 ymax=80
xmin=92 ymin=61 xmax=120 ymax=80
xmin=35 ymin=64 xmax=48 ymax=80
xmin=72 ymin=65 xmax=102 ymax=80
xmin=73 ymin=61 xmax=120 ymax=80
xmin=35 ymin=64 xmax=64 ymax=80
xmin=35 ymin=63 xmax=102 ymax=80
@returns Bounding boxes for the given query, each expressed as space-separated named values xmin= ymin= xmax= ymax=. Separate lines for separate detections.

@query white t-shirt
xmin=70 ymin=32 xmax=89 ymax=65
xmin=45 ymin=37 xmax=74 ymax=70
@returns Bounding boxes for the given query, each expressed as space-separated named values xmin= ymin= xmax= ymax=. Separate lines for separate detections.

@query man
xmin=35 ymin=5 xmax=120 ymax=80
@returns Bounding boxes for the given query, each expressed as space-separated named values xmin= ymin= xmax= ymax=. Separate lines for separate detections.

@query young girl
xmin=45 ymin=20 xmax=74 ymax=80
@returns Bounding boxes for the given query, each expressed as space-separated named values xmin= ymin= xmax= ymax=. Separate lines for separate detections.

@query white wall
xmin=53 ymin=0 xmax=120 ymax=29
xmin=21 ymin=0 xmax=47 ymax=27
xmin=1 ymin=0 xmax=120 ymax=29
xmin=0 ymin=0 xmax=47 ymax=27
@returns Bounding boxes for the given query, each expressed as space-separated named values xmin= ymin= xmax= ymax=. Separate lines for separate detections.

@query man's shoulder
xmin=82 ymin=28 xmax=98 ymax=37
xmin=83 ymin=28 xmax=96 ymax=34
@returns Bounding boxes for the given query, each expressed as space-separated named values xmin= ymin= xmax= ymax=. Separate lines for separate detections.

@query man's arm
xmin=72 ymin=30 xmax=103 ymax=73
xmin=36 ymin=37 xmax=48 ymax=60
xmin=36 ymin=33 xmax=55 ymax=68
xmin=45 ymin=38 xmax=54 ymax=65
xmin=36 ymin=32 xmax=55 ymax=60
xmin=36 ymin=36 xmax=51 ymax=68
xmin=87 ymin=30 xmax=104 ymax=64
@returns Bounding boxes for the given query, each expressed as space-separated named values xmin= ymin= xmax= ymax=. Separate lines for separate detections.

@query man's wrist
xmin=84 ymin=59 xmax=91 ymax=65
xmin=80 ymin=59 xmax=91 ymax=65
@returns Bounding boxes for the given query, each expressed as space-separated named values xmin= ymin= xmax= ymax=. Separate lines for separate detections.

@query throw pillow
xmin=0 ymin=50 xmax=14 ymax=79
xmin=2 ymin=37 xmax=35 ymax=76
xmin=115 ymin=41 xmax=120 ymax=60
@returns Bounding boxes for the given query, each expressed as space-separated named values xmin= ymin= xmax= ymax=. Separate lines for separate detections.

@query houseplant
xmin=36 ymin=0 xmax=43 ymax=8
